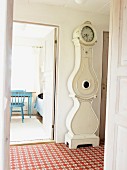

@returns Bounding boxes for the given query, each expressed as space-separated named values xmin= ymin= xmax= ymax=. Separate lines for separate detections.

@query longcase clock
xmin=65 ymin=21 xmax=99 ymax=149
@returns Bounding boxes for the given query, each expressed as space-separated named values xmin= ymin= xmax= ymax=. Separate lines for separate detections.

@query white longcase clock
xmin=65 ymin=21 xmax=99 ymax=149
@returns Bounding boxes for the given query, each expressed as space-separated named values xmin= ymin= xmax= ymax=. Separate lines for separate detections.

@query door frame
xmin=2 ymin=0 xmax=124 ymax=169
xmin=13 ymin=20 xmax=59 ymax=141
xmin=99 ymin=31 xmax=109 ymax=142
xmin=0 ymin=0 xmax=13 ymax=169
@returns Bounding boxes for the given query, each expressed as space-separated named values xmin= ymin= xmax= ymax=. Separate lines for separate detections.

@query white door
xmin=100 ymin=32 xmax=109 ymax=141
xmin=42 ymin=28 xmax=56 ymax=139
xmin=104 ymin=0 xmax=127 ymax=169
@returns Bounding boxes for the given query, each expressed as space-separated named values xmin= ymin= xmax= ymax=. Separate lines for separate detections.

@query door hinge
xmin=52 ymin=125 xmax=54 ymax=128
xmin=55 ymin=40 xmax=57 ymax=44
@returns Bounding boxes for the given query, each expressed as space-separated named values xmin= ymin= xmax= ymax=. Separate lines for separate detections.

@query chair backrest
xmin=11 ymin=90 xmax=26 ymax=105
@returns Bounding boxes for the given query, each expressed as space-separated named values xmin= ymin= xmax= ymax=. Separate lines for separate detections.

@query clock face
xmin=81 ymin=26 xmax=94 ymax=42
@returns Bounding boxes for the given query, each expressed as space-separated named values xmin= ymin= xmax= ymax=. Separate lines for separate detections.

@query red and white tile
xmin=10 ymin=143 xmax=104 ymax=170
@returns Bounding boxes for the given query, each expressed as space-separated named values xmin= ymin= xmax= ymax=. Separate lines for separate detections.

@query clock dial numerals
xmin=81 ymin=26 xmax=94 ymax=42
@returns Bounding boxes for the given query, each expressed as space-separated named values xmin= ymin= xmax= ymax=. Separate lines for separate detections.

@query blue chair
xmin=10 ymin=90 xmax=26 ymax=123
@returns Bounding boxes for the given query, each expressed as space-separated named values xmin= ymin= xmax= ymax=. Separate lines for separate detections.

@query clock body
xmin=65 ymin=21 xmax=99 ymax=149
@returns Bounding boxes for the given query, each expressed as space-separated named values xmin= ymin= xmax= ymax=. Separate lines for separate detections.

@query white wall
xmin=13 ymin=0 xmax=109 ymax=143
xmin=12 ymin=36 xmax=45 ymax=113
xmin=12 ymin=36 xmax=43 ymax=92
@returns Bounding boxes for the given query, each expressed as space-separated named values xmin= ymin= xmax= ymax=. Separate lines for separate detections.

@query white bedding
xmin=34 ymin=96 xmax=43 ymax=117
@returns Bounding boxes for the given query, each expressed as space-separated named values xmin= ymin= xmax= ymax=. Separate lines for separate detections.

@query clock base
xmin=65 ymin=132 xmax=99 ymax=149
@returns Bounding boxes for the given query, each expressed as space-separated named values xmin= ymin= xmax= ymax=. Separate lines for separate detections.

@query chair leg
xmin=21 ymin=107 xmax=24 ymax=123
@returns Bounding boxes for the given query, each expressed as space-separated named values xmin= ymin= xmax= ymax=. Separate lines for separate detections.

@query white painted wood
xmin=65 ymin=22 xmax=99 ymax=149
xmin=100 ymin=32 xmax=109 ymax=141
xmin=65 ymin=133 xmax=99 ymax=149
xmin=104 ymin=0 xmax=127 ymax=169
xmin=0 ymin=0 xmax=13 ymax=169
xmin=42 ymin=29 xmax=55 ymax=139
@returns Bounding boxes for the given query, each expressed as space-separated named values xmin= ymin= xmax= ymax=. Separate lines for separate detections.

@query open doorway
xmin=10 ymin=21 xmax=58 ymax=145
xmin=99 ymin=31 xmax=109 ymax=143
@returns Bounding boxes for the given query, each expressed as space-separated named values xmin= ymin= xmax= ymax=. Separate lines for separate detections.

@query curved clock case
xmin=72 ymin=46 xmax=98 ymax=99
xmin=65 ymin=21 xmax=99 ymax=149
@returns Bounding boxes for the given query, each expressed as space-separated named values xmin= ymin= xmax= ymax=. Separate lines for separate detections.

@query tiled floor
xmin=10 ymin=143 xmax=104 ymax=170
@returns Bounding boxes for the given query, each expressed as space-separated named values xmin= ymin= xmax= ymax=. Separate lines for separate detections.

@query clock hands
xmin=83 ymin=34 xmax=88 ymax=38
xmin=82 ymin=33 xmax=92 ymax=42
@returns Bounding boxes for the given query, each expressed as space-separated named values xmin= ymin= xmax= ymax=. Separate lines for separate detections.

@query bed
xmin=34 ymin=93 xmax=43 ymax=117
